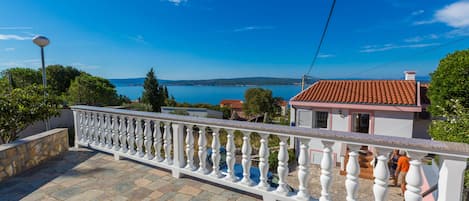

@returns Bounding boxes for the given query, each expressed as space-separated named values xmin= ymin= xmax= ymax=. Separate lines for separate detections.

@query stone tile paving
xmin=0 ymin=148 xmax=260 ymax=201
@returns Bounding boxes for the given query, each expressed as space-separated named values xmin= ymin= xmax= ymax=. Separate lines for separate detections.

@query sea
xmin=116 ymin=85 xmax=302 ymax=105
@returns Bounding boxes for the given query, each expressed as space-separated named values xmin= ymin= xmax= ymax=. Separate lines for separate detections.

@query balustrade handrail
xmin=71 ymin=105 xmax=469 ymax=158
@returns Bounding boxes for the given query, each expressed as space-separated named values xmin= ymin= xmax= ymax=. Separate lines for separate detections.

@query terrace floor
xmin=0 ymin=148 xmax=402 ymax=201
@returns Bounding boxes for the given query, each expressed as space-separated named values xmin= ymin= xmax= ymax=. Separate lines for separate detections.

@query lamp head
xmin=32 ymin=35 xmax=50 ymax=47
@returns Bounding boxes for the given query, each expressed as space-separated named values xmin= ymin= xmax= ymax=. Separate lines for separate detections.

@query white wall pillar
xmin=171 ymin=123 xmax=185 ymax=178
xmin=437 ymin=156 xmax=467 ymax=201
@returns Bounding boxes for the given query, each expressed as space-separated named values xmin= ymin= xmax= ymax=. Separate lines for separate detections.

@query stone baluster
xmin=185 ymin=125 xmax=196 ymax=170
xmin=153 ymin=121 xmax=163 ymax=162
xmin=197 ymin=126 xmax=208 ymax=174
xmin=224 ymin=129 xmax=237 ymax=182
xmin=119 ymin=116 xmax=128 ymax=153
xmin=135 ymin=118 xmax=144 ymax=157
xmin=76 ymin=111 xmax=83 ymax=143
xmin=84 ymin=112 xmax=90 ymax=143
xmin=95 ymin=113 xmax=102 ymax=146
xmin=89 ymin=113 xmax=96 ymax=144
xmin=81 ymin=112 xmax=88 ymax=143
xmin=210 ymin=128 xmax=222 ymax=178
xmin=112 ymin=115 xmax=120 ymax=150
xmin=345 ymin=145 xmax=361 ymax=201
xmin=163 ymin=122 xmax=173 ymax=164
xmin=257 ymin=133 xmax=270 ymax=189
xmin=437 ymin=156 xmax=467 ymax=201
xmin=100 ymin=113 xmax=106 ymax=147
xmin=297 ymin=138 xmax=311 ymax=200
xmin=105 ymin=114 xmax=113 ymax=149
xmin=373 ymin=148 xmax=391 ymax=201
xmin=241 ymin=131 xmax=253 ymax=185
xmin=143 ymin=119 xmax=154 ymax=160
xmin=127 ymin=117 xmax=136 ymax=155
xmin=404 ymin=152 xmax=425 ymax=201
xmin=320 ymin=141 xmax=334 ymax=201
xmin=276 ymin=136 xmax=289 ymax=194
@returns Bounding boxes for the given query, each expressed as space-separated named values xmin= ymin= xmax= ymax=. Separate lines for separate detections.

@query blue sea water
xmin=116 ymin=85 xmax=302 ymax=105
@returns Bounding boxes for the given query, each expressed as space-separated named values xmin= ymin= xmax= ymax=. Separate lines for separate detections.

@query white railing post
xmin=437 ymin=156 xmax=467 ymax=201
xmin=90 ymin=113 xmax=96 ymax=145
xmin=72 ymin=110 xmax=80 ymax=148
xmin=153 ymin=121 xmax=163 ymax=162
xmin=172 ymin=123 xmax=185 ymax=178
xmin=105 ymin=114 xmax=112 ymax=149
xmin=210 ymin=128 xmax=222 ymax=178
xmin=197 ymin=126 xmax=209 ymax=174
xmin=296 ymin=138 xmax=311 ymax=200
xmin=135 ymin=118 xmax=144 ymax=157
xmin=257 ymin=133 xmax=270 ymax=190
xmin=84 ymin=112 xmax=90 ymax=144
xmin=144 ymin=119 xmax=154 ymax=160
xmin=112 ymin=115 xmax=120 ymax=151
xmin=373 ymin=148 xmax=391 ymax=201
xmin=225 ymin=129 xmax=237 ymax=182
xmin=163 ymin=122 xmax=173 ymax=164
xmin=127 ymin=117 xmax=136 ymax=155
xmin=320 ymin=141 xmax=334 ymax=201
xmin=240 ymin=131 xmax=253 ymax=186
xmin=405 ymin=152 xmax=425 ymax=201
xmin=185 ymin=125 xmax=196 ymax=171
xmin=276 ymin=136 xmax=290 ymax=195
xmin=96 ymin=113 xmax=102 ymax=146
xmin=80 ymin=112 xmax=87 ymax=143
xmin=345 ymin=145 xmax=361 ymax=201
xmin=119 ymin=116 xmax=128 ymax=153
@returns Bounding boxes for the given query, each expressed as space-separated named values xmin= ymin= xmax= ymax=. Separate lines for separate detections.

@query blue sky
xmin=1 ymin=0 xmax=468 ymax=80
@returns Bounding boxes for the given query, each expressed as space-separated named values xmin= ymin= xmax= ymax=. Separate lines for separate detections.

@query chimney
xmin=404 ymin=71 xmax=416 ymax=80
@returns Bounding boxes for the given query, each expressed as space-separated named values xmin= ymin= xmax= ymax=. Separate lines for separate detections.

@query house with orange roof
xmin=289 ymin=71 xmax=431 ymax=171
xmin=220 ymin=99 xmax=246 ymax=119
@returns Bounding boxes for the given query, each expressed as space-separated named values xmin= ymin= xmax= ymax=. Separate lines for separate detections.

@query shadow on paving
xmin=0 ymin=149 xmax=98 ymax=201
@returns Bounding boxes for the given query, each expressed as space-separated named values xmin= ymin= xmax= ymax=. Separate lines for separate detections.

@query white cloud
xmin=411 ymin=10 xmax=425 ymax=16
xmin=404 ymin=34 xmax=438 ymax=43
xmin=70 ymin=62 xmax=100 ymax=70
xmin=4 ymin=48 xmax=15 ymax=52
xmin=128 ymin=35 xmax=148 ymax=44
xmin=233 ymin=26 xmax=275 ymax=32
xmin=0 ymin=26 xmax=32 ymax=30
xmin=0 ymin=34 xmax=32 ymax=40
xmin=435 ymin=1 xmax=469 ymax=28
xmin=0 ymin=59 xmax=41 ymax=68
xmin=166 ymin=0 xmax=187 ymax=6
xmin=317 ymin=54 xmax=335 ymax=58
xmin=360 ymin=43 xmax=440 ymax=53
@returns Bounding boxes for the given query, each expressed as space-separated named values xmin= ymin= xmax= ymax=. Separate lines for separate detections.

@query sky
xmin=1 ymin=0 xmax=468 ymax=80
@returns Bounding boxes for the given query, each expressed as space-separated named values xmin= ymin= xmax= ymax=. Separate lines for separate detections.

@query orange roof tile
xmin=220 ymin=99 xmax=243 ymax=109
xmin=292 ymin=80 xmax=418 ymax=106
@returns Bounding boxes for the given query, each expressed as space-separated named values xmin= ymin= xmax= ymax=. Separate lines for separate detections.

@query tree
xmin=1 ymin=68 xmax=41 ymax=88
xmin=0 ymin=82 xmax=60 ymax=144
xmin=46 ymin=65 xmax=82 ymax=95
xmin=428 ymin=49 xmax=469 ymax=116
xmin=67 ymin=74 xmax=120 ymax=106
xmin=429 ymin=99 xmax=469 ymax=143
xmin=243 ymin=88 xmax=275 ymax=118
xmin=142 ymin=68 xmax=165 ymax=112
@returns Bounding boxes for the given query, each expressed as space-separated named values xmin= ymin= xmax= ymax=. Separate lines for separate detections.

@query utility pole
xmin=301 ymin=74 xmax=306 ymax=91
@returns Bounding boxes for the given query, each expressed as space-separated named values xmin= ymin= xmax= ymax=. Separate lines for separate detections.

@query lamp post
xmin=33 ymin=35 xmax=50 ymax=130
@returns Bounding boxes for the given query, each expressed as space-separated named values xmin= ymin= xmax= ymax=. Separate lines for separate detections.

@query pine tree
xmin=142 ymin=68 xmax=163 ymax=112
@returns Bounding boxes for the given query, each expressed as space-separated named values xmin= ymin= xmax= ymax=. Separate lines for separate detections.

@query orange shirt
xmin=397 ymin=156 xmax=410 ymax=172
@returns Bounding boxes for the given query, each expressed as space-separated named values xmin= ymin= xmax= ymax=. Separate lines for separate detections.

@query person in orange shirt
xmin=395 ymin=150 xmax=410 ymax=195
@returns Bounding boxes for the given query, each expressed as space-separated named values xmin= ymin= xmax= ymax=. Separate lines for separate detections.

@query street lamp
xmin=33 ymin=35 xmax=50 ymax=130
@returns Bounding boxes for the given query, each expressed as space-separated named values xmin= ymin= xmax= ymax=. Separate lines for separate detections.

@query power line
xmin=305 ymin=0 xmax=337 ymax=76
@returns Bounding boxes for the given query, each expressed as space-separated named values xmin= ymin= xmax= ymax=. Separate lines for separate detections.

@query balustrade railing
xmin=71 ymin=105 xmax=469 ymax=201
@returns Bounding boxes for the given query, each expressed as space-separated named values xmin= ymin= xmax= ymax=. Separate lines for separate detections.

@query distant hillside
xmin=109 ymin=77 xmax=315 ymax=87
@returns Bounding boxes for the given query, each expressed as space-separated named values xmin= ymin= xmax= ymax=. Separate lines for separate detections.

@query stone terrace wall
xmin=0 ymin=128 xmax=69 ymax=182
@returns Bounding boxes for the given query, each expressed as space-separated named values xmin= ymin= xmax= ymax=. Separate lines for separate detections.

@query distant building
xmin=161 ymin=107 xmax=223 ymax=119
xmin=220 ymin=100 xmax=246 ymax=119
xmin=289 ymin=71 xmax=431 ymax=178
xmin=277 ymin=100 xmax=288 ymax=116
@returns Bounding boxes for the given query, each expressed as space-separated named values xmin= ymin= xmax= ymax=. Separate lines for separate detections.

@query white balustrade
xmin=153 ymin=121 xmax=163 ymax=162
xmin=197 ymin=126 xmax=208 ymax=174
xmin=71 ymin=106 xmax=469 ymax=201
xmin=276 ymin=136 xmax=289 ymax=195
xmin=320 ymin=141 xmax=334 ymax=201
xmin=257 ymin=133 xmax=269 ymax=189
xmin=185 ymin=125 xmax=195 ymax=170
xmin=345 ymin=145 xmax=361 ymax=201
xmin=144 ymin=119 xmax=153 ymax=160
xmin=296 ymin=138 xmax=311 ymax=200
xmin=210 ymin=128 xmax=222 ymax=178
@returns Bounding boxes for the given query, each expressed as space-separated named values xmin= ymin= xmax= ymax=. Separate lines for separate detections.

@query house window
xmin=315 ymin=111 xmax=328 ymax=128
xmin=352 ymin=113 xmax=370 ymax=133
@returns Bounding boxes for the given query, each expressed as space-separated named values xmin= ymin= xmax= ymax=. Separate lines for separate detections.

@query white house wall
xmin=373 ymin=111 xmax=414 ymax=138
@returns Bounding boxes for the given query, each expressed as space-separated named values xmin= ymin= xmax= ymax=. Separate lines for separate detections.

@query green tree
xmin=243 ymin=88 xmax=275 ymax=118
xmin=0 ymin=82 xmax=60 ymax=144
xmin=142 ymin=68 xmax=165 ymax=112
xmin=46 ymin=65 xmax=82 ymax=95
xmin=67 ymin=74 xmax=120 ymax=106
xmin=428 ymin=49 xmax=469 ymax=116
xmin=1 ymin=68 xmax=41 ymax=88
xmin=429 ymin=99 xmax=469 ymax=143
